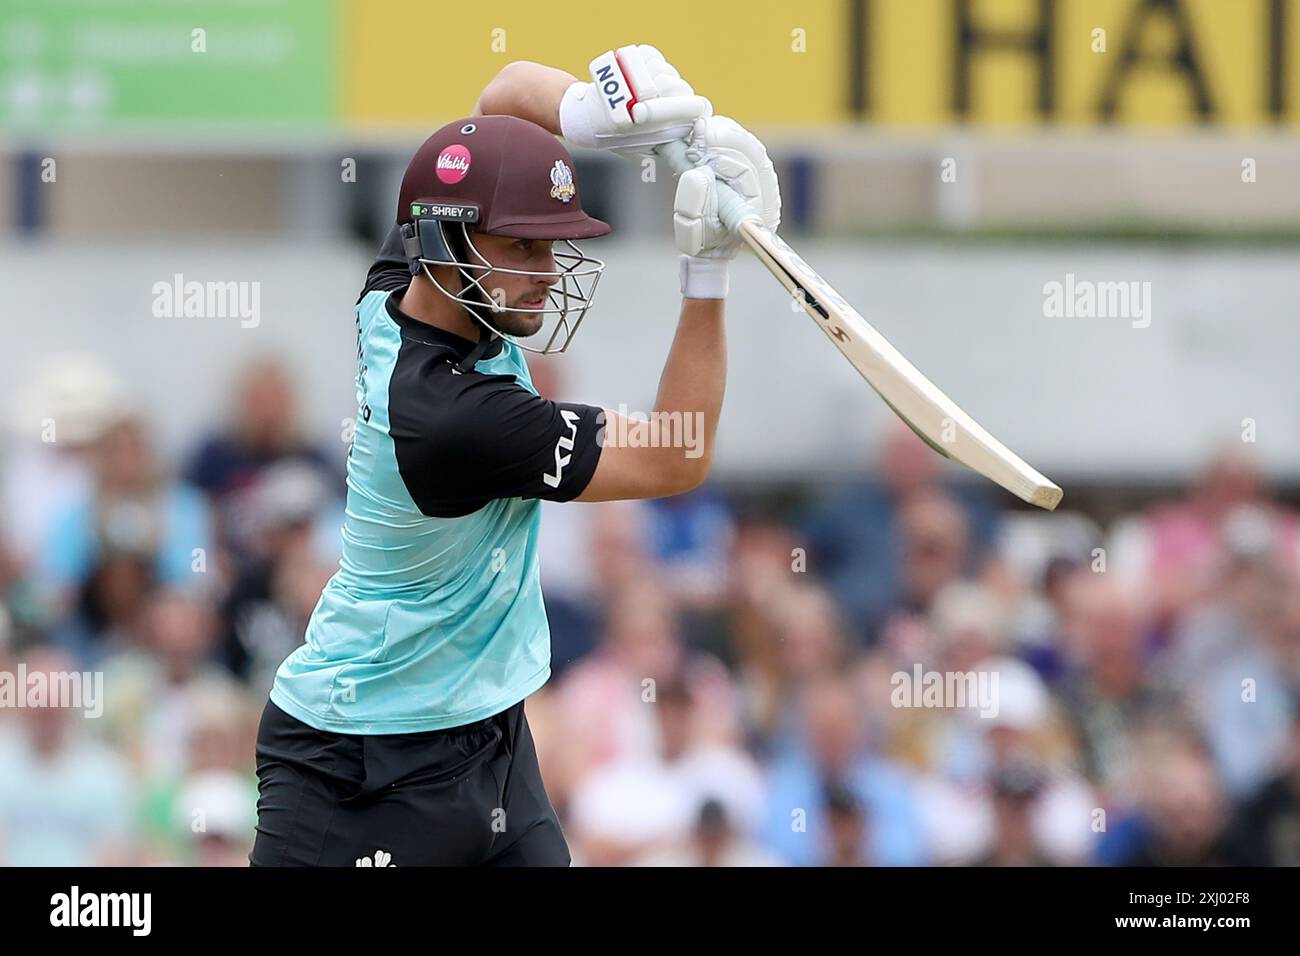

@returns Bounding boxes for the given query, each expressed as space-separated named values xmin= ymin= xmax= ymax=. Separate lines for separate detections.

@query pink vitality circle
xmin=436 ymin=144 xmax=471 ymax=184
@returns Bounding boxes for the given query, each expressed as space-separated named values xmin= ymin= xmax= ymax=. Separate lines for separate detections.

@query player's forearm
xmin=472 ymin=61 xmax=577 ymax=134
xmin=651 ymin=297 xmax=726 ymax=487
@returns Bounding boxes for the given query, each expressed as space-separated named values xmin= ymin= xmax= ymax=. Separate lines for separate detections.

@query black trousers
xmin=250 ymin=698 xmax=570 ymax=866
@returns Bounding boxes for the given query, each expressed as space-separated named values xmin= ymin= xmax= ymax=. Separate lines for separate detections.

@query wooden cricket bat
xmin=658 ymin=140 xmax=1062 ymax=511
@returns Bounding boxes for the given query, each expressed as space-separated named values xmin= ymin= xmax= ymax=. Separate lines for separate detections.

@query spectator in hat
xmin=3 ymin=354 xmax=128 ymax=569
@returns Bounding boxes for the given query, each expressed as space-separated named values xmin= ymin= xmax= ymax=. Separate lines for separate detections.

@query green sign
xmin=1 ymin=0 xmax=337 ymax=132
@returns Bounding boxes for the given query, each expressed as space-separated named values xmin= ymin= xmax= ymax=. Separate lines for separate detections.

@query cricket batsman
xmin=251 ymin=45 xmax=780 ymax=866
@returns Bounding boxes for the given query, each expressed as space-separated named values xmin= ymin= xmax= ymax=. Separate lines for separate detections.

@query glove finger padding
xmin=616 ymin=44 xmax=665 ymax=99
xmin=673 ymin=167 xmax=712 ymax=257
xmin=651 ymin=74 xmax=691 ymax=98
xmin=631 ymin=95 xmax=713 ymax=127
xmin=674 ymin=167 xmax=739 ymax=260
xmin=637 ymin=45 xmax=682 ymax=83
xmin=614 ymin=44 xmax=711 ymax=126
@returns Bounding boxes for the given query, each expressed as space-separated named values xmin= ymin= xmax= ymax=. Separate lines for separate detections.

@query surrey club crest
xmin=550 ymin=160 xmax=576 ymax=203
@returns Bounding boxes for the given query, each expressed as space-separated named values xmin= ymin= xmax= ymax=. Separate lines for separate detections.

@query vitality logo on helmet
xmin=435 ymin=145 xmax=471 ymax=184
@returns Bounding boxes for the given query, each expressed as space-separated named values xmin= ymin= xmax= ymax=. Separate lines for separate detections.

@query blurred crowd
xmin=0 ymin=351 xmax=1298 ymax=867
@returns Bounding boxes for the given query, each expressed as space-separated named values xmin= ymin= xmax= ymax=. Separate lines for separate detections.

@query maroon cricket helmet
xmin=397 ymin=115 xmax=610 ymax=240
xmin=394 ymin=115 xmax=609 ymax=355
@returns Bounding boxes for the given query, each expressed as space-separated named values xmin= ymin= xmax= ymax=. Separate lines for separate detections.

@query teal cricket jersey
xmin=269 ymin=235 xmax=604 ymax=734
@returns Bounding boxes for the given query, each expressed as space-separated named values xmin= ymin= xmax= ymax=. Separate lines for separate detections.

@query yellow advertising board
xmin=342 ymin=0 xmax=1299 ymax=129
xmin=341 ymin=0 xmax=845 ymax=126
xmin=867 ymin=0 xmax=1298 ymax=127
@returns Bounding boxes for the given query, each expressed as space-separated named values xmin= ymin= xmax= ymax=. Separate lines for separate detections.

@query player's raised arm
xmin=472 ymin=61 xmax=576 ymax=134
xmin=474 ymin=45 xmax=712 ymax=154
xmin=577 ymin=117 xmax=781 ymax=502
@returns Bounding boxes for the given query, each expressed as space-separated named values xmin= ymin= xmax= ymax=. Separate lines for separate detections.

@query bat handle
xmin=656 ymin=138 xmax=760 ymax=236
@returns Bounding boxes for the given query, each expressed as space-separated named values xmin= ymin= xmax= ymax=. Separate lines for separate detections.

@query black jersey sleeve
xmin=360 ymin=223 xmax=414 ymax=301
xmin=390 ymin=364 xmax=605 ymax=518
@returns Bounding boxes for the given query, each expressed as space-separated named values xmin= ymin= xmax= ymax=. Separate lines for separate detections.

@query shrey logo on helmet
xmin=549 ymin=161 xmax=576 ymax=203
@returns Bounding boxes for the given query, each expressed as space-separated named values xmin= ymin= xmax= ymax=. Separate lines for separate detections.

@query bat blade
xmin=737 ymin=220 xmax=1062 ymax=511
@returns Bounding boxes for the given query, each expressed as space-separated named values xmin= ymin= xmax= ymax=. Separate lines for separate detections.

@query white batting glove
xmin=559 ymin=44 xmax=712 ymax=160
xmin=674 ymin=116 xmax=781 ymax=298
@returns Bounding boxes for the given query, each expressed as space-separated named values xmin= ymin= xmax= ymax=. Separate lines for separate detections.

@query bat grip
xmin=657 ymin=138 xmax=759 ymax=235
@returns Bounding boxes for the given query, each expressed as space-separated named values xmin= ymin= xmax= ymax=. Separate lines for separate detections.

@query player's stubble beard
xmin=478 ymin=287 xmax=550 ymax=338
